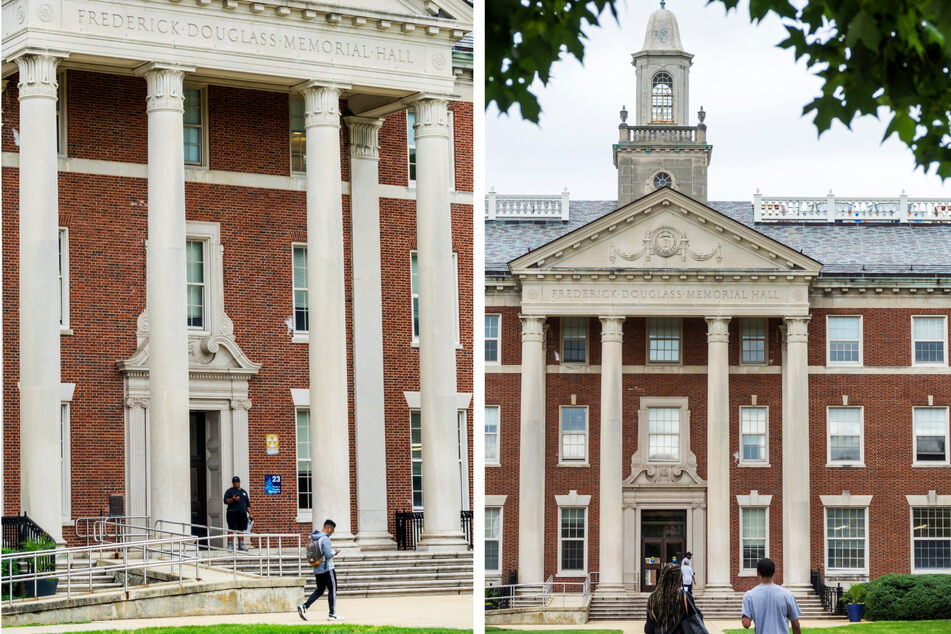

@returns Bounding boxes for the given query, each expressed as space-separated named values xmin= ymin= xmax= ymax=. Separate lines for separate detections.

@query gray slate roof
xmin=486 ymin=200 xmax=951 ymax=277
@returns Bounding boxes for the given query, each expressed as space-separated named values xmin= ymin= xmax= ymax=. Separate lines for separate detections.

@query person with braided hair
xmin=645 ymin=562 xmax=704 ymax=634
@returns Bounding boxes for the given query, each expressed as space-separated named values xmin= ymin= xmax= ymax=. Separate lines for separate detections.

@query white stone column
xmin=140 ymin=63 xmax=194 ymax=528
xmin=15 ymin=52 xmax=65 ymax=541
xmin=705 ymin=316 xmax=732 ymax=592
xmin=518 ymin=315 xmax=547 ymax=583
xmin=302 ymin=83 xmax=356 ymax=547
xmin=783 ymin=316 xmax=812 ymax=591
xmin=411 ymin=96 xmax=467 ymax=551
xmin=598 ymin=316 xmax=625 ymax=594
xmin=345 ymin=116 xmax=393 ymax=549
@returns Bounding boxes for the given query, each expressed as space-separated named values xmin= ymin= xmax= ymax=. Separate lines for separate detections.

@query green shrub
xmin=844 ymin=582 xmax=868 ymax=604
xmin=864 ymin=574 xmax=951 ymax=621
xmin=1 ymin=547 xmax=25 ymax=599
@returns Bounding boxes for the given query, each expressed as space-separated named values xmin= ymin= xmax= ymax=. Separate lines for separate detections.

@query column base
xmin=416 ymin=531 xmax=469 ymax=552
xmin=355 ymin=531 xmax=396 ymax=550
xmin=702 ymin=582 xmax=736 ymax=595
xmin=785 ymin=582 xmax=816 ymax=597
xmin=594 ymin=583 xmax=626 ymax=597
xmin=328 ymin=531 xmax=358 ymax=551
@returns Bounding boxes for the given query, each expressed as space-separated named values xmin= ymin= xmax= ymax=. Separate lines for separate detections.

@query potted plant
xmin=844 ymin=583 xmax=867 ymax=622
xmin=19 ymin=537 xmax=59 ymax=598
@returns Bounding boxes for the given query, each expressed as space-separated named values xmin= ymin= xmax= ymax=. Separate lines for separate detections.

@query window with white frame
xmin=826 ymin=507 xmax=867 ymax=572
xmin=296 ymin=409 xmax=312 ymax=512
xmin=58 ymin=228 xmax=69 ymax=329
xmin=407 ymin=110 xmax=416 ymax=183
xmin=485 ymin=314 xmax=501 ymax=363
xmin=485 ymin=406 xmax=500 ymax=465
xmin=827 ymin=316 xmax=862 ymax=365
xmin=559 ymin=507 xmax=586 ymax=574
xmin=186 ymin=240 xmax=205 ymax=329
xmin=912 ymin=507 xmax=951 ymax=571
xmin=740 ymin=406 xmax=767 ymax=464
xmin=292 ymin=245 xmax=308 ymax=333
xmin=485 ymin=506 xmax=502 ymax=573
xmin=183 ymin=87 xmax=204 ymax=165
xmin=56 ymin=72 xmax=67 ymax=155
xmin=648 ymin=407 xmax=680 ymax=462
xmin=60 ymin=402 xmax=70 ymax=522
xmin=410 ymin=252 xmax=459 ymax=344
xmin=914 ymin=407 xmax=949 ymax=464
xmin=912 ymin=316 xmax=947 ymax=365
xmin=828 ymin=407 xmax=863 ymax=465
xmin=740 ymin=318 xmax=767 ymax=364
xmin=560 ymin=406 xmax=587 ymax=463
xmin=410 ymin=409 xmax=470 ymax=511
xmin=648 ymin=318 xmax=681 ymax=363
xmin=289 ymin=95 xmax=306 ymax=173
xmin=561 ymin=317 xmax=587 ymax=363
xmin=740 ymin=507 xmax=767 ymax=571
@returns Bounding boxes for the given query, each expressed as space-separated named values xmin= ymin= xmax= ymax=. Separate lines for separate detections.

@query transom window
xmin=651 ymin=71 xmax=674 ymax=123
xmin=485 ymin=314 xmax=501 ymax=363
xmin=485 ymin=507 xmax=502 ymax=573
xmin=183 ymin=87 xmax=204 ymax=165
xmin=296 ymin=409 xmax=312 ymax=511
xmin=912 ymin=507 xmax=951 ymax=571
xmin=292 ymin=245 xmax=308 ymax=333
xmin=912 ymin=316 xmax=947 ymax=365
xmin=826 ymin=507 xmax=867 ymax=571
xmin=561 ymin=317 xmax=588 ymax=363
xmin=648 ymin=407 xmax=680 ymax=462
xmin=741 ymin=507 xmax=767 ymax=570
xmin=559 ymin=508 xmax=586 ymax=573
xmin=485 ymin=406 xmax=500 ymax=465
xmin=648 ymin=318 xmax=681 ymax=363
xmin=741 ymin=318 xmax=767 ymax=364
xmin=290 ymin=95 xmax=306 ymax=173
xmin=827 ymin=316 xmax=861 ymax=364
xmin=740 ymin=407 xmax=767 ymax=463
xmin=653 ymin=172 xmax=672 ymax=189
xmin=186 ymin=240 xmax=205 ymax=329
xmin=560 ymin=406 xmax=587 ymax=463
xmin=828 ymin=407 xmax=863 ymax=465
xmin=914 ymin=407 xmax=949 ymax=464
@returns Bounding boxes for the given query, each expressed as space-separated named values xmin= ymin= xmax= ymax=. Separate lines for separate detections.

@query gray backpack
xmin=305 ymin=535 xmax=324 ymax=567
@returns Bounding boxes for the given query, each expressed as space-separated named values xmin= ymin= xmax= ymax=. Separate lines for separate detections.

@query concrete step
xmin=589 ymin=592 xmax=842 ymax=621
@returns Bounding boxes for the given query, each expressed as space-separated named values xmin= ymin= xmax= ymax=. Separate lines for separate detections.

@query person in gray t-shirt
xmin=741 ymin=558 xmax=802 ymax=634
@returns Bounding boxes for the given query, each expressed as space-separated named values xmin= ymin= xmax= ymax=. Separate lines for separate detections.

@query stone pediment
xmin=117 ymin=333 xmax=261 ymax=379
xmin=324 ymin=0 xmax=474 ymax=22
xmin=509 ymin=188 xmax=822 ymax=275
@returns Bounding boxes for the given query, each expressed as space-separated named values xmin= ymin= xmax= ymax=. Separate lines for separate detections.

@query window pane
xmin=741 ymin=319 xmax=766 ymax=363
xmin=915 ymin=409 xmax=948 ymax=461
xmin=828 ymin=317 xmax=860 ymax=363
xmin=648 ymin=318 xmax=680 ymax=362
xmin=183 ymin=89 xmax=201 ymax=124
xmin=560 ymin=508 xmax=585 ymax=571
xmin=648 ymin=407 xmax=680 ymax=462
xmin=914 ymin=540 xmax=951 ymax=569
xmin=485 ymin=540 xmax=500 ymax=570
xmin=411 ymin=411 xmax=423 ymax=509
xmin=827 ymin=508 xmax=866 ymax=569
xmin=829 ymin=316 xmax=860 ymax=340
xmin=485 ymin=406 xmax=499 ymax=462
xmin=562 ymin=317 xmax=587 ymax=363
xmin=915 ymin=342 xmax=945 ymax=363
xmin=296 ymin=410 xmax=312 ymax=510
xmin=183 ymin=126 xmax=201 ymax=163
xmin=741 ymin=508 xmax=767 ymax=570
xmin=561 ymin=407 xmax=586 ymax=460
xmin=914 ymin=317 xmax=945 ymax=341
xmin=485 ymin=315 xmax=500 ymax=338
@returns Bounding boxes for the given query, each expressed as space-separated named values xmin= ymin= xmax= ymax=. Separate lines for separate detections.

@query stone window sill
xmin=912 ymin=463 xmax=951 ymax=468
xmin=411 ymin=340 xmax=464 ymax=350
xmin=826 ymin=463 xmax=865 ymax=468
xmin=61 ymin=327 xmax=73 ymax=336
xmin=295 ymin=512 xmax=312 ymax=524
xmin=738 ymin=462 xmax=771 ymax=468
xmin=738 ymin=570 xmax=758 ymax=577
xmin=556 ymin=571 xmax=586 ymax=578
xmin=558 ymin=461 xmax=589 ymax=468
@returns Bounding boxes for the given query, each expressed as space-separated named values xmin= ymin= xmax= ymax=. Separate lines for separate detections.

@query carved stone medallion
xmin=650 ymin=226 xmax=681 ymax=258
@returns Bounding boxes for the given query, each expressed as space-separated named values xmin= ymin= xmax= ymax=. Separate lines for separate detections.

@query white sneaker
xmin=297 ymin=604 xmax=307 ymax=621
xmin=328 ymin=613 xmax=344 ymax=621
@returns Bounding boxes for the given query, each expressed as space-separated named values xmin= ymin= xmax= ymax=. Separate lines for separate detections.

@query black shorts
xmin=226 ymin=511 xmax=248 ymax=531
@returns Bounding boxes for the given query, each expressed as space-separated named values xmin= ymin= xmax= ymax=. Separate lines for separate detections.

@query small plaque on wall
xmin=266 ymin=434 xmax=279 ymax=455
xmin=265 ymin=474 xmax=282 ymax=494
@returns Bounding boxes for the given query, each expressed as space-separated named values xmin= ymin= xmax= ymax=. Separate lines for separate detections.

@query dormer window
xmin=651 ymin=72 xmax=673 ymax=123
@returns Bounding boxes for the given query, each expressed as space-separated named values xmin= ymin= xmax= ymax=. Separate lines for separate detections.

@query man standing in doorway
xmin=741 ymin=558 xmax=802 ymax=634
xmin=298 ymin=519 xmax=343 ymax=621
xmin=223 ymin=476 xmax=250 ymax=551
xmin=681 ymin=551 xmax=694 ymax=596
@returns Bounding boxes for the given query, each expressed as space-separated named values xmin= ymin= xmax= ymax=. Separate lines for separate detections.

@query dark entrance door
xmin=641 ymin=510 xmax=687 ymax=591
xmin=189 ymin=412 xmax=208 ymax=538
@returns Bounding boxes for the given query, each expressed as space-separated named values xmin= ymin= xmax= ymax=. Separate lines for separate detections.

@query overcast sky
xmin=486 ymin=0 xmax=951 ymax=201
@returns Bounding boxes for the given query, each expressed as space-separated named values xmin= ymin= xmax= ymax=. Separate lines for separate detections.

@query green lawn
xmin=486 ymin=630 xmax=620 ymax=634
xmin=724 ymin=621 xmax=951 ymax=634
xmin=49 ymin=617 xmax=472 ymax=634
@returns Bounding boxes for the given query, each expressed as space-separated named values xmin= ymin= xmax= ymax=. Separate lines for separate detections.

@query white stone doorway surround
xmin=623 ymin=496 xmax=707 ymax=592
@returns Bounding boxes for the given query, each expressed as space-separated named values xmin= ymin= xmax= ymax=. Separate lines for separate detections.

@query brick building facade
xmin=484 ymin=6 xmax=951 ymax=595
xmin=3 ymin=0 xmax=474 ymax=554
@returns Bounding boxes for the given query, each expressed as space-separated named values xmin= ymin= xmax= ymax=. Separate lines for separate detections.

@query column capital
xmin=705 ymin=316 xmax=731 ymax=343
xmin=344 ymin=116 xmax=384 ymax=161
xmin=298 ymin=82 xmax=350 ymax=129
xmin=135 ymin=63 xmax=194 ymax=113
xmin=13 ymin=51 xmax=68 ymax=100
xmin=783 ymin=315 xmax=811 ymax=343
xmin=599 ymin=316 xmax=625 ymax=343
xmin=519 ymin=315 xmax=546 ymax=343
xmin=407 ymin=96 xmax=453 ymax=139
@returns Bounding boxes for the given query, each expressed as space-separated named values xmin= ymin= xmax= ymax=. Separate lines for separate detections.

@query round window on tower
xmin=653 ymin=172 xmax=673 ymax=189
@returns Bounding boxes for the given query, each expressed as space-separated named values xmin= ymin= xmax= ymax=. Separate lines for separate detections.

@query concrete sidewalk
xmin=7 ymin=593 xmax=475 ymax=633
xmin=502 ymin=619 xmax=851 ymax=633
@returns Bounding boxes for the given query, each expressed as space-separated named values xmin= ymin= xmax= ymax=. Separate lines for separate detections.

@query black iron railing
xmin=2 ymin=513 xmax=54 ymax=550
xmin=394 ymin=510 xmax=474 ymax=551
xmin=811 ymin=567 xmax=844 ymax=615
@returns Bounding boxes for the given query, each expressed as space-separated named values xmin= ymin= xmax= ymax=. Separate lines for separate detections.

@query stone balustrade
xmin=753 ymin=191 xmax=951 ymax=223
xmin=626 ymin=125 xmax=698 ymax=143
xmin=486 ymin=190 xmax=569 ymax=221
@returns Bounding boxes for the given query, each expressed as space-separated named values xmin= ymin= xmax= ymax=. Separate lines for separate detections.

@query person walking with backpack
xmin=741 ymin=558 xmax=802 ymax=634
xmin=297 ymin=519 xmax=342 ymax=621
xmin=645 ymin=562 xmax=705 ymax=634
